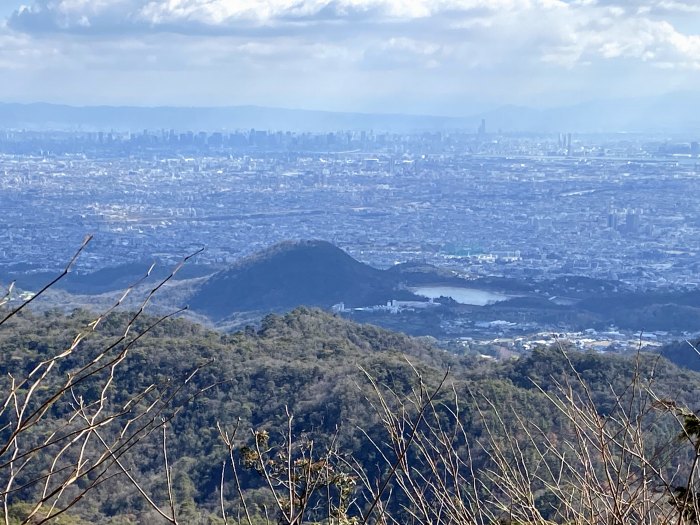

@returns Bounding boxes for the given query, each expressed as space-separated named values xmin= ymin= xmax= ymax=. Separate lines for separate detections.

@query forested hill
xmin=658 ymin=337 xmax=700 ymax=371
xmin=1 ymin=307 xmax=699 ymax=523
xmin=0 ymin=307 xmax=460 ymax=432
xmin=0 ymin=307 xmax=465 ymax=523
xmin=188 ymin=240 xmax=420 ymax=319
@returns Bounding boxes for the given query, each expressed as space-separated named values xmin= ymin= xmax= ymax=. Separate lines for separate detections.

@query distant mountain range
xmin=2 ymin=92 xmax=700 ymax=133
xmin=0 ymin=102 xmax=467 ymax=133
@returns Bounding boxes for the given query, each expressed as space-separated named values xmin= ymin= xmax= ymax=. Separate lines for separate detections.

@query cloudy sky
xmin=1 ymin=0 xmax=699 ymax=115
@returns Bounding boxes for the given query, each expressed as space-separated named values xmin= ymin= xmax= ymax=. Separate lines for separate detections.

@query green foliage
xmin=239 ymin=429 xmax=358 ymax=524
xmin=1 ymin=307 xmax=699 ymax=523
xmin=6 ymin=503 xmax=87 ymax=525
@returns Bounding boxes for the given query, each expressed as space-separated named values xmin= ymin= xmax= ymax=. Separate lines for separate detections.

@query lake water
xmin=411 ymin=286 xmax=510 ymax=306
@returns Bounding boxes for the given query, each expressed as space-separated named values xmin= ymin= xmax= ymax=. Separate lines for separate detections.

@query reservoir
xmin=411 ymin=286 xmax=510 ymax=306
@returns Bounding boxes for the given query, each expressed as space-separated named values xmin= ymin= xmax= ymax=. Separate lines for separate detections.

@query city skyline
xmin=1 ymin=1 xmax=700 ymax=116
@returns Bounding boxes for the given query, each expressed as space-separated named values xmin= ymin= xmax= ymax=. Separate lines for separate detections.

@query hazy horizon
xmin=1 ymin=1 xmax=700 ymax=117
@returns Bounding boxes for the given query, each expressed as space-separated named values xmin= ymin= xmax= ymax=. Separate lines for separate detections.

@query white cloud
xmin=1 ymin=0 xmax=700 ymax=110
xmin=7 ymin=0 xmax=535 ymax=33
xmin=0 ymin=31 xmax=40 ymax=69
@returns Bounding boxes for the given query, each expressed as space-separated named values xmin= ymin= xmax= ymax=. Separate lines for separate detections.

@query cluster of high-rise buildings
xmin=1 ymin=129 xmax=699 ymax=296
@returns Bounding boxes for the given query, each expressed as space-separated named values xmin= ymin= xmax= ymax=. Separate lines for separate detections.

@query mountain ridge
xmin=3 ymin=92 xmax=700 ymax=132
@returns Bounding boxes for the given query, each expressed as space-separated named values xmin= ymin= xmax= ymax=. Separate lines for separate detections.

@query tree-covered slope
xmin=1 ymin=307 xmax=699 ymax=523
xmin=188 ymin=240 xmax=420 ymax=319
xmin=657 ymin=337 xmax=700 ymax=372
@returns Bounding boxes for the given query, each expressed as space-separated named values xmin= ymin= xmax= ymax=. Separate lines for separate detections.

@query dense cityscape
xmin=2 ymin=127 xmax=699 ymax=293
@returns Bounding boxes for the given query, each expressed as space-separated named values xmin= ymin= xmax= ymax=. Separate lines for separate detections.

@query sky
xmin=1 ymin=0 xmax=700 ymax=115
